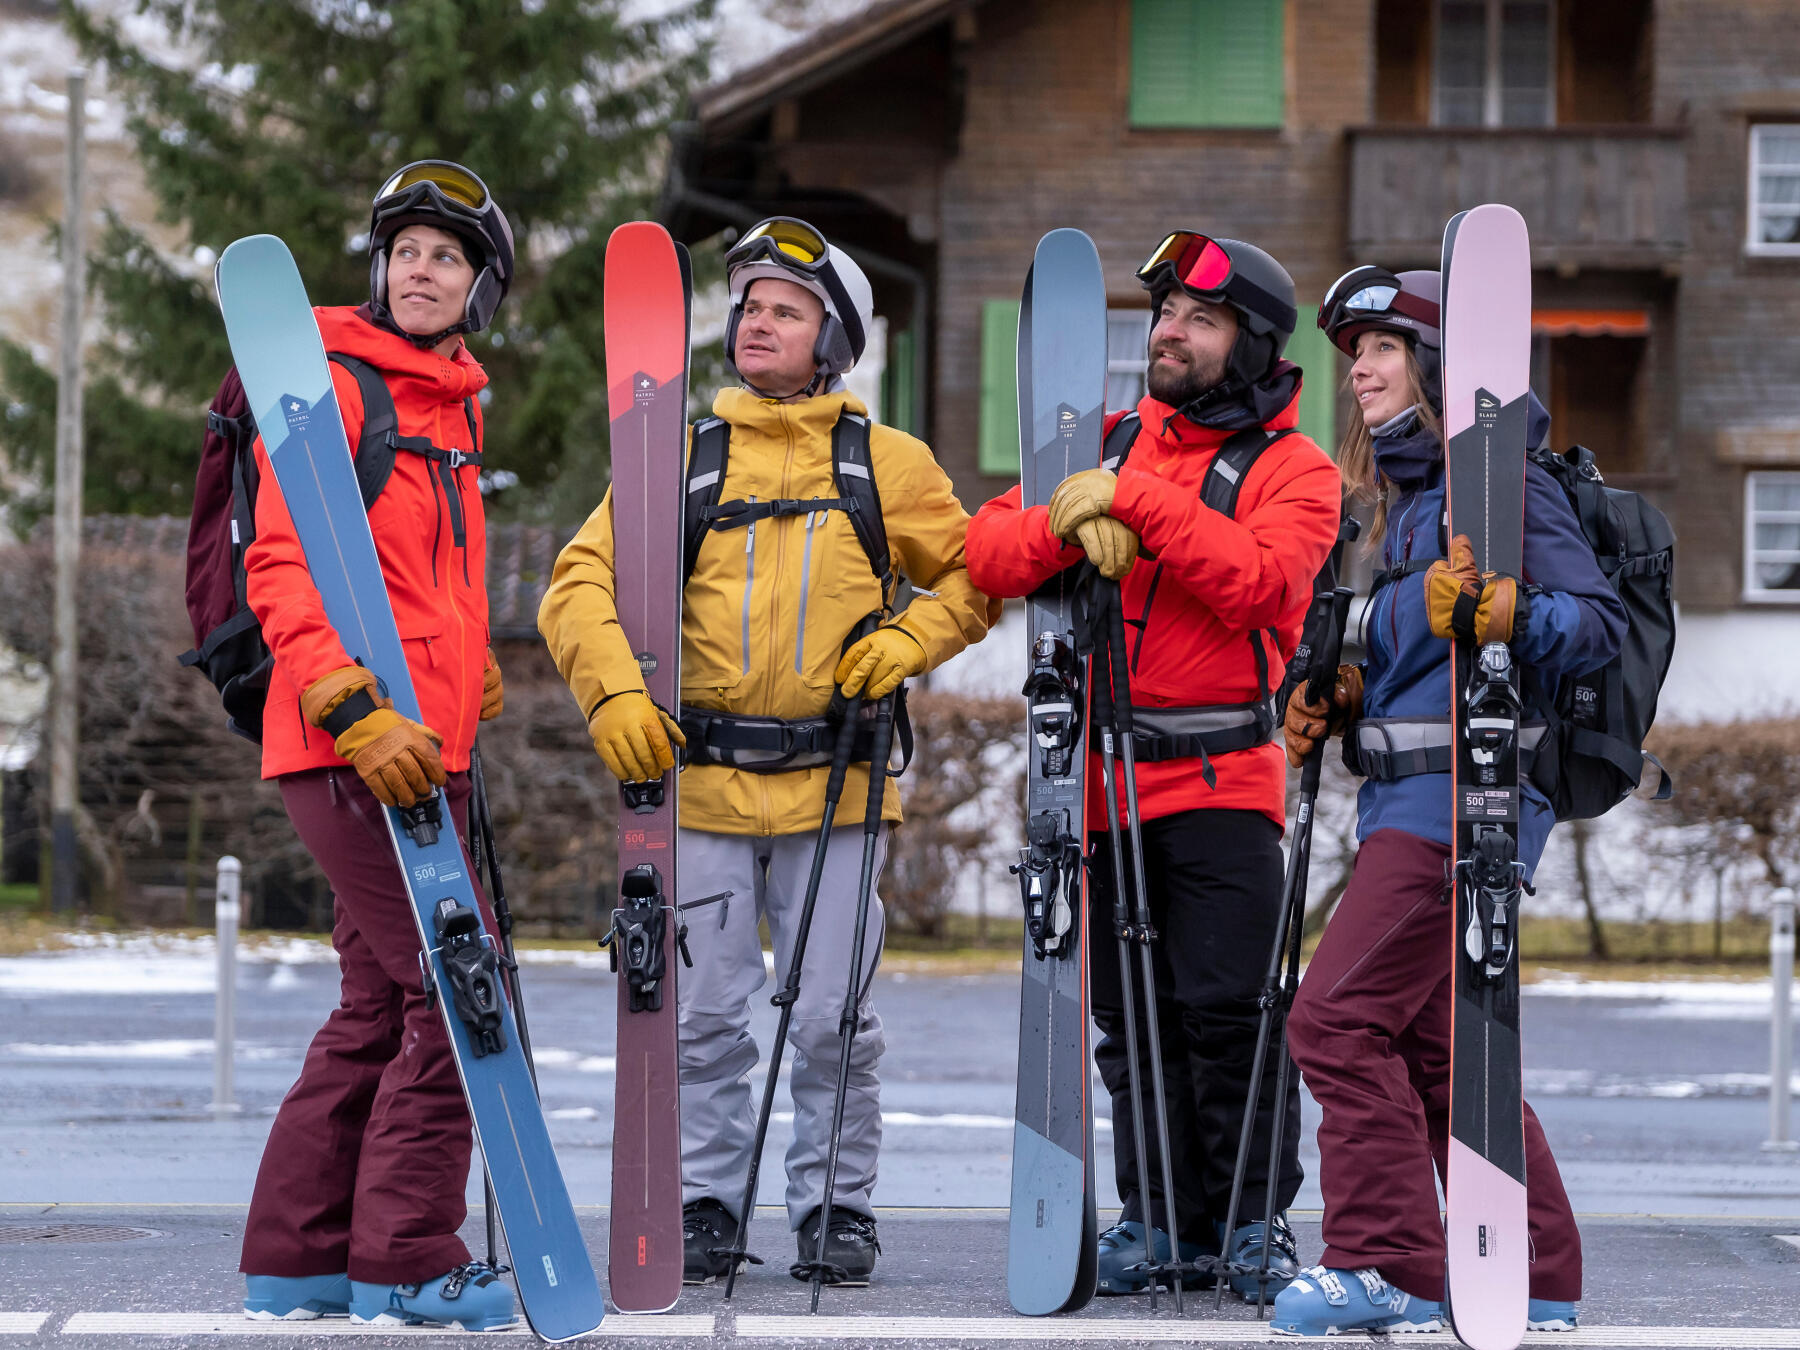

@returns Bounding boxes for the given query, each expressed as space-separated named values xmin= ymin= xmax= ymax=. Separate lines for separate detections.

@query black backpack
xmin=1525 ymin=444 xmax=1676 ymax=820
xmin=683 ymin=410 xmax=891 ymax=599
xmin=178 ymin=353 xmax=478 ymax=742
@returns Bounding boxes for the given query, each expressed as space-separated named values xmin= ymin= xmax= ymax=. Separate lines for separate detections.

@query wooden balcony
xmin=1346 ymin=127 xmax=1688 ymax=270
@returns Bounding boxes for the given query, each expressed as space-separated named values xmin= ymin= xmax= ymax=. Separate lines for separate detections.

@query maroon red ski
xmin=601 ymin=221 xmax=690 ymax=1314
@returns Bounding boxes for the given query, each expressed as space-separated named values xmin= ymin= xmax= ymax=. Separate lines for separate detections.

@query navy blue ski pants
xmin=241 ymin=767 xmax=493 ymax=1287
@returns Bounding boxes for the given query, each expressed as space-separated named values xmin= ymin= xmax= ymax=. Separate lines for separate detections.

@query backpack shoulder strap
xmin=1101 ymin=411 xmax=1141 ymax=471
xmin=832 ymin=410 xmax=893 ymax=598
xmin=326 ymin=352 xmax=399 ymax=511
xmin=1200 ymin=427 xmax=1295 ymax=519
xmin=684 ymin=416 xmax=731 ymax=592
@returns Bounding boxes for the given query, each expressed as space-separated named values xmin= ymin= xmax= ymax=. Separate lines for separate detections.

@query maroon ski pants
xmin=1286 ymin=828 xmax=1582 ymax=1303
xmin=240 ymin=767 xmax=495 ymax=1286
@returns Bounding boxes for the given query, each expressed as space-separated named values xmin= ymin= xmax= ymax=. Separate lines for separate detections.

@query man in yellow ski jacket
xmin=539 ymin=216 xmax=994 ymax=1288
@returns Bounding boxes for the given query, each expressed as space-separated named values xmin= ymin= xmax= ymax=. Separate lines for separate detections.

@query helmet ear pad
xmin=812 ymin=314 xmax=854 ymax=378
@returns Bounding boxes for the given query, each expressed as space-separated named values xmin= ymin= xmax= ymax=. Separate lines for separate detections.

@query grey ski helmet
xmin=724 ymin=216 xmax=875 ymax=395
xmin=368 ymin=159 xmax=515 ymax=347
xmin=1136 ymin=231 xmax=1298 ymax=385
xmin=1318 ymin=266 xmax=1442 ymax=409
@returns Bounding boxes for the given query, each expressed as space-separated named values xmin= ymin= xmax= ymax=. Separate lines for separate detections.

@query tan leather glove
xmin=1046 ymin=468 xmax=1119 ymax=540
xmin=1282 ymin=664 xmax=1363 ymax=769
xmin=1425 ymin=534 xmax=1523 ymax=644
xmin=480 ymin=648 xmax=504 ymax=721
xmin=589 ymin=691 xmax=685 ymax=784
xmin=301 ymin=665 xmax=447 ymax=808
xmin=834 ymin=626 xmax=928 ymax=700
xmin=1073 ymin=516 xmax=1140 ymax=581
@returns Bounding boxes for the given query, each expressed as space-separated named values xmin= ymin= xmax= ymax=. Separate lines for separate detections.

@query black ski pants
xmin=1088 ymin=806 xmax=1303 ymax=1248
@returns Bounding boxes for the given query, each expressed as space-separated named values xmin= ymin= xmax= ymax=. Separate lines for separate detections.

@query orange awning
xmin=1531 ymin=308 xmax=1650 ymax=337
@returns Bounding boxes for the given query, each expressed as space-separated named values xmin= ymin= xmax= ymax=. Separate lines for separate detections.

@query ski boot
xmin=682 ymin=1199 xmax=744 ymax=1286
xmin=1269 ymin=1266 xmax=1443 ymax=1337
xmin=349 ymin=1262 xmax=515 ymax=1331
xmin=1094 ymin=1220 xmax=1214 ymax=1295
xmin=1221 ymin=1213 xmax=1300 ymax=1301
xmin=793 ymin=1207 xmax=880 ymax=1286
xmin=1529 ymin=1298 xmax=1580 ymax=1331
xmin=242 ymin=1273 xmax=350 ymax=1320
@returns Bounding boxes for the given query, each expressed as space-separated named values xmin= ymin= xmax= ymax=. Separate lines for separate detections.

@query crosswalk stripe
xmin=0 ymin=1316 xmax=46 ymax=1335
xmin=57 ymin=1312 xmax=715 ymax=1337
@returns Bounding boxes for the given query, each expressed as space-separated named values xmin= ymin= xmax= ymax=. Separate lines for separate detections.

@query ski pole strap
xmin=679 ymin=698 xmax=915 ymax=775
xmin=1123 ymin=694 xmax=1282 ymax=764
xmin=1345 ymin=716 xmax=1548 ymax=782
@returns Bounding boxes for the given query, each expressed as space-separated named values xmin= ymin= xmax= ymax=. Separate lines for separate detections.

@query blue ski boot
xmin=349 ymin=1263 xmax=516 ymax=1331
xmin=1529 ymin=1298 xmax=1579 ymax=1331
xmin=1270 ymin=1266 xmax=1443 ymax=1336
xmin=242 ymin=1273 xmax=350 ymax=1320
xmin=1221 ymin=1214 xmax=1300 ymax=1301
xmin=1094 ymin=1220 xmax=1214 ymax=1295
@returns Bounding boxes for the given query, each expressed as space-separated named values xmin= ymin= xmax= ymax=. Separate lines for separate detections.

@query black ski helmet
xmin=367 ymin=159 xmax=515 ymax=347
xmin=1137 ymin=231 xmax=1298 ymax=385
xmin=1318 ymin=265 xmax=1442 ymax=410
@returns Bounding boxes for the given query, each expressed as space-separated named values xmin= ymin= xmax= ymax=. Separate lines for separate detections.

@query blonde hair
xmin=1334 ymin=340 xmax=1441 ymax=551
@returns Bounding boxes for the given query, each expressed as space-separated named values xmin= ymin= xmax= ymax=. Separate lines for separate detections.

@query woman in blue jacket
xmin=1270 ymin=268 xmax=1626 ymax=1338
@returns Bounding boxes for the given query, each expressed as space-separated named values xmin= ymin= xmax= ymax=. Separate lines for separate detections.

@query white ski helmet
xmin=724 ymin=216 xmax=874 ymax=393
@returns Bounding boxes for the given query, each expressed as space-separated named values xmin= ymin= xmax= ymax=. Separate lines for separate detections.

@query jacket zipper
xmin=740 ymin=499 xmax=757 ymax=676
xmin=795 ymin=511 xmax=817 ymax=674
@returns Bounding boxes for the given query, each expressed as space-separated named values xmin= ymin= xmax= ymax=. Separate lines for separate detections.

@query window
xmin=1433 ymin=0 xmax=1554 ymax=128
xmin=1749 ymin=124 xmax=1800 ymax=256
xmin=1107 ymin=309 xmax=1152 ymax=411
xmin=1130 ymin=0 xmax=1284 ymax=129
xmin=1745 ymin=472 xmax=1800 ymax=601
xmin=977 ymin=299 xmax=1021 ymax=477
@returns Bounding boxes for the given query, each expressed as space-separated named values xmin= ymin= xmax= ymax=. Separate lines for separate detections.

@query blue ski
xmin=215 ymin=234 xmax=603 ymax=1343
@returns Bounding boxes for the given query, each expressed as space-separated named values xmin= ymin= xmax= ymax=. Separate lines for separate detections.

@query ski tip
xmin=1033 ymin=227 xmax=1100 ymax=265
xmin=606 ymin=219 xmax=675 ymax=253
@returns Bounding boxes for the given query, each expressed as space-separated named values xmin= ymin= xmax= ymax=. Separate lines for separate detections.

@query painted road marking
xmin=0 ymin=1316 xmax=47 ymax=1335
xmin=734 ymin=1318 xmax=1800 ymax=1347
xmin=59 ymin=1313 xmax=715 ymax=1337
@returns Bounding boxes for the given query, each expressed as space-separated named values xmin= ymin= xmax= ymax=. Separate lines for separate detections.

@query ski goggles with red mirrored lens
xmin=726 ymin=216 xmax=832 ymax=273
xmin=1137 ymin=231 xmax=1236 ymax=295
xmin=1317 ymin=265 xmax=1439 ymax=338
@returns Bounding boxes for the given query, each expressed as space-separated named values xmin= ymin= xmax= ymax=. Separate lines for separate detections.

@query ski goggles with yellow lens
xmin=725 ymin=216 xmax=833 ymax=272
xmin=374 ymin=160 xmax=492 ymax=216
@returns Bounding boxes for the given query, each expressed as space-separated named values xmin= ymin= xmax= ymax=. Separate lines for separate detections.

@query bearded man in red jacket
xmin=966 ymin=232 xmax=1339 ymax=1299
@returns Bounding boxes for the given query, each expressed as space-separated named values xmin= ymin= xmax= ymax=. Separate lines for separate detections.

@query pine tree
xmin=0 ymin=0 xmax=712 ymax=529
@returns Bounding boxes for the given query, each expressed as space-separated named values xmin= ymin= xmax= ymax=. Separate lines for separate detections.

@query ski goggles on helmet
xmin=726 ymin=216 xmax=834 ymax=272
xmin=1137 ymin=230 xmax=1298 ymax=333
xmin=1317 ymin=265 xmax=1440 ymax=346
xmin=372 ymin=160 xmax=496 ymax=235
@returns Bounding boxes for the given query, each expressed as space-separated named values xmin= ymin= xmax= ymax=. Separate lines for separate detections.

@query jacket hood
xmin=318 ymin=305 xmax=489 ymax=404
xmin=1138 ymin=361 xmax=1302 ymax=451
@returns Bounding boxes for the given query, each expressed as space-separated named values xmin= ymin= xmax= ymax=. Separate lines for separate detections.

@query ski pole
xmin=1213 ymin=527 xmax=1358 ymax=1314
xmin=1103 ymin=580 xmax=1186 ymax=1315
xmin=722 ymin=687 xmax=868 ymax=1298
xmin=1089 ymin=586 xmax=1169 ymax=1313
xmin=797 ymin=688 xmax=896 ymax=1312
xmin=469 ymin=740 xmax=532 ymax=1277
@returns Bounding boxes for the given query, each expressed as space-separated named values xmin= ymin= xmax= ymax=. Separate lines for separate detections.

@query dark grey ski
xmin=1006 ymin=227 xmax=1103 ymax=1317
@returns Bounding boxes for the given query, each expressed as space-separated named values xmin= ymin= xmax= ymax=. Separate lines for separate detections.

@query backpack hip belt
xmin=1123 ymin=694 xmax=1281 ymax=764
xmin=1346 ymin=716 xmax=1548 ymax=783
xmin=679 ymin=697 xmax=913 ymax=776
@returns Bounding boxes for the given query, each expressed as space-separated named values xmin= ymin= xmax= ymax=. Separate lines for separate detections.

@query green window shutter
xmin=1287 ymin=322 xmax=1340 ymax=458
xmin=1130 ymin=0 xmax=1285 ymax=129
xmin=883 ymin=326 xmax=917 ymax=436
xmin=978 ymin=299 xmax=1022 ymax=478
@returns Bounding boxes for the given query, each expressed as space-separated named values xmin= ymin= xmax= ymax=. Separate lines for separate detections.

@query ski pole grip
xmin=824 ymin=692 xmax=866 ymax=805
xmin=862 ymin=694 xmax=896 ymax=833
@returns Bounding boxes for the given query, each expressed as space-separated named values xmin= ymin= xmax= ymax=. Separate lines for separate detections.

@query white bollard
xmin=1766 ymin=887 xmax=1796 ymax=1153
xmin=212 ymin=856 xmax=242 ymax=1117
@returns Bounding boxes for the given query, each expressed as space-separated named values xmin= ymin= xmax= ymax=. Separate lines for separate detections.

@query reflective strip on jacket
xmin=245 ymin=306 xmax=490 ymax=780
xmin=538 ymin=386 xmax=999 ymax=836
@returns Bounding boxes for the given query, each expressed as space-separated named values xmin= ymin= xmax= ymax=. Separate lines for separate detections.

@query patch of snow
xmin=0 ymin=1038 xmax=282 ymax=1060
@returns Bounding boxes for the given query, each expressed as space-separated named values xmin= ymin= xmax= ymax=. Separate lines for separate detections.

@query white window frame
xmin=1742 ymin=470 xmax=1800 ymax=603
xmin=1431 ymin=0 xmax=1557 ymax=129
xmin=1747 ymin=123 xmax=1800 ymax=259
xmin=1107 ymin=307 xmax=1151 ymax=412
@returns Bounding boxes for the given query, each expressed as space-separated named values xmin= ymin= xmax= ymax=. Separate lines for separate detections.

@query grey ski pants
xmin=676 ymin=824 xmax=888 ymax=1230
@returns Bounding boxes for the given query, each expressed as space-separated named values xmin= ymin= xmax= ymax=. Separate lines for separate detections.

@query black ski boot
xmin=682 ymin=1200 xmax=743 ymax=1286
xmin=793 ymin=1207 xmax=880 ymax=1286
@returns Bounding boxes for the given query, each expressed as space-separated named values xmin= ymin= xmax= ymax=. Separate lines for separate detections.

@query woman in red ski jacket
xmin=967 ymin=232 xmax=1338 ymax=1299
xmin=237 ymin=162 xmax=520 ymax=1333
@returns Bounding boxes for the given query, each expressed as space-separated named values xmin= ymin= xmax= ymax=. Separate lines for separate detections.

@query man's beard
xmin=1146 ymin=345 xmax=1229 ymax=407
